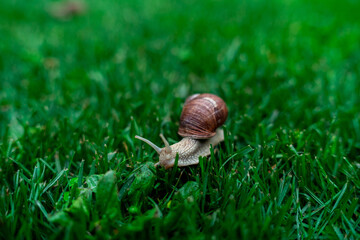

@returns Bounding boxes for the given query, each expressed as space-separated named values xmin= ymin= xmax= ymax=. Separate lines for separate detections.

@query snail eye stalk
xmin=135 ymin=135 xmax=162 ymax=154
xmin=160 ymin=134 xmax=172 ymax=154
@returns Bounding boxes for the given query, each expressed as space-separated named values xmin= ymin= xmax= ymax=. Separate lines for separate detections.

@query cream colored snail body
xmin=135 ymin=93 xmax=228 ymax=169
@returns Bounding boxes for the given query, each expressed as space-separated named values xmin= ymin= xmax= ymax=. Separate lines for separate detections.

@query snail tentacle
xmin=159 ymin=134 xmax=172 ymax=153
xmin=135 ymin=135 xmax=162 ymax=154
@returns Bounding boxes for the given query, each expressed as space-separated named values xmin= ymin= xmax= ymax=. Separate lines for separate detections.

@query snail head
xmin=135 ymin=134 xmax=176 ymax=169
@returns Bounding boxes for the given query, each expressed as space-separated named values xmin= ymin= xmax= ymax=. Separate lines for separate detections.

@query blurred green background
xmin=1 ymin=0 xmax=360 ymax=239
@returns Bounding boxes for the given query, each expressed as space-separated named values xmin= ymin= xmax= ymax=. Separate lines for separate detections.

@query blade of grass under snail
xmin=168 ymin=153 xmax=180 ymax=186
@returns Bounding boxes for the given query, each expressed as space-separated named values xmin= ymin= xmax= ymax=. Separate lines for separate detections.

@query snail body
xmin=135 ymin=93 xmax=227 ymax=169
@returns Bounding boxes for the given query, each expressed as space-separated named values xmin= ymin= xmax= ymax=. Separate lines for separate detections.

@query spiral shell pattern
xmin=178 ymin=93 xmax=228 ymax=139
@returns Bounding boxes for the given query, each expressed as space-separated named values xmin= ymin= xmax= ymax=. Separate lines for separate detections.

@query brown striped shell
xmin=178 ymin=93 xmax=228 ymax=139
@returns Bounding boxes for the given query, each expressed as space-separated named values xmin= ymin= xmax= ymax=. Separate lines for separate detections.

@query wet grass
xmin=0 ymin=0 xmax=360 ymax=239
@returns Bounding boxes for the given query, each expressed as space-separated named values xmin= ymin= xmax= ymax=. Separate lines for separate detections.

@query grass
xmin=1 ymin=0 xmax=360 ymax=239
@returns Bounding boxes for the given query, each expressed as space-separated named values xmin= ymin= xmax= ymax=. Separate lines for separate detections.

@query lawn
xmin=1 ymin=0 xmax=360 ymax=239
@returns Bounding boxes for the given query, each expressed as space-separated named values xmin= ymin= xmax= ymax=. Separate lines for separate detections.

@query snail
xmin=135 ymin=93 xmax=228 ymax=169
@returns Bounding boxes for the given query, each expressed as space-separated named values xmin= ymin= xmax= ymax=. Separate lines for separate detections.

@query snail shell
xmin=178 ymin=93 xmax=228 ymax=139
